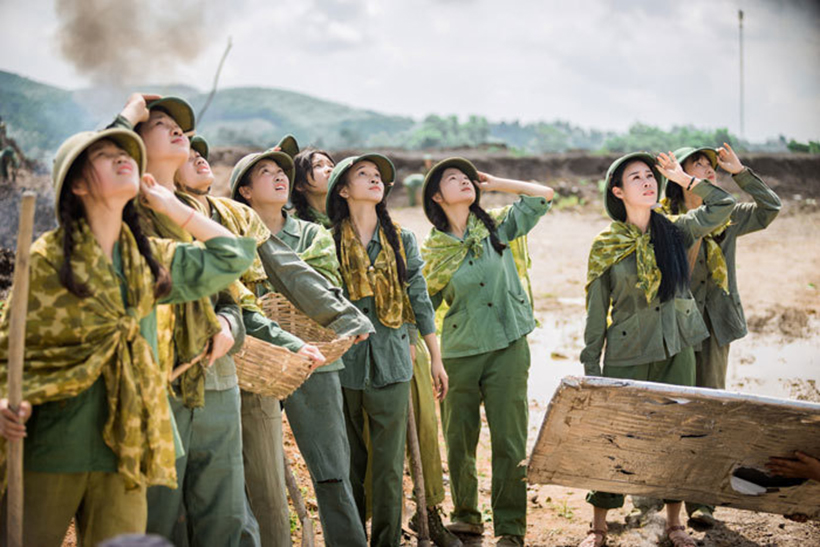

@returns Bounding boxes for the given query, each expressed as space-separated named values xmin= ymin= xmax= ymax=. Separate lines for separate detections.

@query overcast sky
xmin=1 ymin=0 xmax=818 ymax=142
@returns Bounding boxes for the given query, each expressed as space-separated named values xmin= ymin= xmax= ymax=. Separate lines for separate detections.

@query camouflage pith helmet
xmin=146 ymin=96 xmax=196 ymax=134
xmin=275 ymin=134 xmax=299 ymax=159
xmin=325 ymin=153 xmax=396 ymax=221
xmin=190 ymin=135 xmax=209 ymax=161
xmin=421 ymin=157 xmax=480 ymax=224
xmin=229 ymin=150 xmax=296 ymax=200
xmin=52 ymin=128 xmax=146 ymax=222
xmin=604 ymin=152 xmax=665 ymax=222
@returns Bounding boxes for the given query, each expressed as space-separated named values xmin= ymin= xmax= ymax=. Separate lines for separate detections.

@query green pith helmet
xmin=325 ymin=153 xmax=396 ymax=221
xmin=52 ymin=128 xmax=146 ymax=222
xmin=276 ymin=134 xmax=299 ymax=159
xmin=146 ymin=96 xmax=196 ymax=133
xmin=229 ymin=149 xmax=296 ymax=200
xmin=672 ymin=146 xmax=718 ymax=170
xmin=190 ymin=135 xmax=209 ymax=161
xmin=604 ymin=152 xmax=665 ymax=222
xmin=421 ymin=157 xmax=480 ymax=223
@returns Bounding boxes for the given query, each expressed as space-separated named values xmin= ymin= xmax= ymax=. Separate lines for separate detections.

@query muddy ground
xmin=4 ymin=151 xmax=813 ymax=546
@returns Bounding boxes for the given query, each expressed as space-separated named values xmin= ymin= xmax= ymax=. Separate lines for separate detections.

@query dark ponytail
xmin=58 ymin=145 xmax=172 ymax=299
xmin=649 ymin=209 xmax=690 ymax=302
xmin=329 ymin=173 xmax=407 ymax=285
xmin=424 ymin=169 xmax=506 ymax=255
xmin=292 ymin=149 xmax=335 ymax=223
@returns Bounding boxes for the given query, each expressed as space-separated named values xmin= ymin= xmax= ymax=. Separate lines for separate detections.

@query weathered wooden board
xmin=527 ymin=377 xmax=820 ymax=518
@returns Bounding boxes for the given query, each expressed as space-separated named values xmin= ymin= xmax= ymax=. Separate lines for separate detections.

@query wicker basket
xmin=258 ymin=292 xmax=355 ymax=365
xmin=234 ymin=336 xmax=314 ymax=399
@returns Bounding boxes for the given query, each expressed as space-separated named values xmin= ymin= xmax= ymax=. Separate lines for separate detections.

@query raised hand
xmin=119 ymin=93 xmax=162 ymax=126
xmin=716 ymin=142 xmax=745 ymax=175
xmin=656 ymin=151 xmax=690 ymax=187
xmin=138 ymin=173 xmax=180 ymax=216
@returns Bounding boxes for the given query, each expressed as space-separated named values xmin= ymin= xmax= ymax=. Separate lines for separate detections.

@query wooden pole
xmin=6 ymin=192 xmax=36 ymax=547
xmin=283 ymin=453 xmax=315 ymax=547
xmin=406 ymin=400 xmax=432 ymax=546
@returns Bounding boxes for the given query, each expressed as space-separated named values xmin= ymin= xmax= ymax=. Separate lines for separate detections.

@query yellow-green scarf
xmin=338 ymin=218 xmax=414 ymax=329
xmin=586 ymin=221 xmax=661 ymax=303
xmin=136 ymin=199 xmax=220 ymax=408
xmin=659 ymin=198 xmax=730 ymax=294
xmin=288 ymin=216 xmax=343 ymax=287
xmin=0 ymin=221 xmax=178 ymax=489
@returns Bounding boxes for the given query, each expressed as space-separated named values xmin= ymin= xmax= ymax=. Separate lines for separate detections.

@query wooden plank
xmin=527 ymin=377 xmax=820 ymax=519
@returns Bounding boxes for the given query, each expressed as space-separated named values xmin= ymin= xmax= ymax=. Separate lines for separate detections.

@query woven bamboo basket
xmin=234 ymin=336 xmax=314 ymax=399
xmin=258 ymin=292 xmax=355 ymax=364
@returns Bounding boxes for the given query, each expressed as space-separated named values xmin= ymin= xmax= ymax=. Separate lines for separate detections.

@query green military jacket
xmin=276 ymin=211 xmax=346 ymax=373
xmin=582 ymin=182 xmax=736 ymax=375
xmin=339 ymin=229 xmax=437 ymax=390
xmin=25 ymin=236 xmax=256 ymax=473
xmin=690 ymin=168 xmax=781 ymax=349
xmin=432 ymin=195 xmax=551 ymax=358
xmin=201 ymin=291 xmax=245 ymax=391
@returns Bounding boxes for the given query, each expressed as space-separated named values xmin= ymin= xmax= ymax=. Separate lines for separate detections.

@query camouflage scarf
xmin=283 ymin=214 xmax=343 ymax=287
xmin=206 ymin=196 xmax=271 ymax=288
xmin=422 ymin=206 xmax=536 ymax=330
xmin=0 ymin=221 xmax=178 ymax=489
xmin=659 ymin=198 xmax=730 ymax=294
xmin=586 ymin=221 xmax=661 ymax=304
xmin=338 ymin=218 xmax=414 ymax=329
xmin=295 ymin=206 xmax=331 ymax=229
xmin=136 ymin=200 xmax=220 ymax=408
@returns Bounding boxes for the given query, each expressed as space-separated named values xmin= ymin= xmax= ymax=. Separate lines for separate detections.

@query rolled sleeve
xmin=497 ymin=195 xmax=552 ymax=242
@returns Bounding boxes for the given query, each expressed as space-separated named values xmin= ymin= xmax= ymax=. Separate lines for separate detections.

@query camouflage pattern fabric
xmin=586 ymin=221 xmax=663 ymax=304
xmin=0 ymin=221 xmax=179 ymax=490
xmin=659 ymin=198 xmax=730 ymax=295
xmin=136 ymin=200 xmax=221 ymax=408
xmin=206 ymin=196 xmax=271 ymax=287
xmin=295 ymin=206 xmax=331 ymax=229
xmin=291 ymin=218 xmax=343 ymax=287
xmin=338 ymin=218 xmax=414 ymax=329
xmin=422 ymin=206 xmax=536 ymax=331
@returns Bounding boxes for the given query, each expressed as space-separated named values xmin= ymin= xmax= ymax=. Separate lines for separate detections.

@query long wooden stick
xmin=283 ymin=453 xmax=315 ymax=547
xmin=6 ymin=192 xmax=36 ymax=547
xmin=407 ymin=400 xmax=432 ymax=546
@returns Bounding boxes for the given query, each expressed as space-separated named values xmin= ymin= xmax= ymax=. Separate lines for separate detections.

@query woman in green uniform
xmin=0 ymin=126 xmax=255 ymax=546
xmin=291 ymin=147 xmax=335 ymax=228
xmin=662 ymin=143 xmax=780 ymax=526
xmin=420 ymin=158 xmax=553 ymax=547
xmin=326 ymin=153 xmax=445 ymax=546
xmin=230 ymin=144 xmax=369 ymax=546
xmin=579 ymin=151 xmax=737 ymax=547
xmin=113 ymin=94 xmax=257 ymax=547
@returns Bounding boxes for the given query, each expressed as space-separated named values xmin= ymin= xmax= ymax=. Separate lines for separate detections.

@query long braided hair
xmin=611 ymin=159 xmax=689 ymax=302
xmin=58 ymin=146 xmax=172 ymax=299
xmin=328 ymin=169 xmax=407 ymax=285
xmin=423 ymin=168 xmax=506 ymax=255
xmin=292 ymin=149 xmax=335 ymax=223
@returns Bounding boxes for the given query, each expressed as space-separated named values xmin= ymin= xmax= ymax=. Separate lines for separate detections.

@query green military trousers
xmin=409 ymin=335 xmax=446 ymax=507
xmin=343 ymin=380 xmax=410 ymax=547
xmin=441 ymin=336 xmax=530 ymax=538
xmin=147 ymin=386 xmax=250 ymax=547
xmin=587 ymin=346 xmax=696 ymax=509
xmin=1 ymin=470 xmax=146 ymax=547
xmin=241 ymin=390 xmax=290 ymax=547
xmin=284 ymin=371 xmax=368 ymax=546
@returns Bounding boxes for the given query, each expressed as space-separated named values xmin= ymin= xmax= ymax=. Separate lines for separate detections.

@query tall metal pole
xmin=739 ymin=9 xmax=745 ymax=139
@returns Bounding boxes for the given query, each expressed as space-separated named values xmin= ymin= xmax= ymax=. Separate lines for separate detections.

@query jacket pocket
xmin=441 ymin=307 xmax=471 ymax=356
xmin=675 ymin=297 xmax=707 ymax=347
xmin=605 ymin=313 xmax=643 ymax=362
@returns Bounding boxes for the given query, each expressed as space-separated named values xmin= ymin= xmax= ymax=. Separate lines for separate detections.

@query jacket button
xmin=401 ymin=334 xmax=406 ymax=339
xmin=655 ymin=306 xmax=660 ymax=311
xmin=453 ymin=324 xmax=458 ymax=328
xmin=469 ymin=261 xmax=473 ymax=265
xmin=487 ymin=302 xmax=493 ymax=307
xmin=363 ymin=307 xmax=369 ymax=313
xmin=701 ymin=280 xmax=706 ymax=284
xmin=622 ymin=331 xmax=627 ymax=336
xmin=480 ymin=282 xmax=485 ymax=287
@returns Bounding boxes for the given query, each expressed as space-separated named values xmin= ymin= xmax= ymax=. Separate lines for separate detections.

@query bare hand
xmin=206 ymin=316 xmax=235 ymax=367
xmin=476 ymin=171 xmax=501 ymax=192
xmin=767 ymin=451 xmax=820 ymax=482
xmin=297 ymin=344 xmax=326 ymax=370
xmin=430 ymin=357 xmax=449 ymax=401
xmin=0 ymin=398 xmax=32 ymax=441
xmin=120 ymin=93 xmax=162 ymax=126
xmin=352 ymin=333 xmax=370 ymax=344
xmin=716 ymin=142 xmax=745 ymax=175
xmin=139 ymin=174 xmax=181 ymax=217
xmin=409 ymin=342 xmax=417 ymax=362
xmin=656 ymin=151 xmax=691 ymax=187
